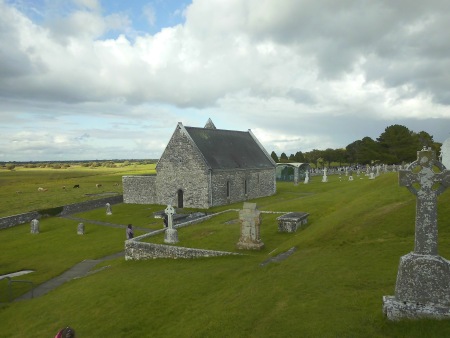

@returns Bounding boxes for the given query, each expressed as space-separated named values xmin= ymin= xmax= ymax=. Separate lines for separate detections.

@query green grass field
xmin=0 ymin=164 xmax=155 ymax=217
xmin=1 ymin=168 xmax=450 ymax=337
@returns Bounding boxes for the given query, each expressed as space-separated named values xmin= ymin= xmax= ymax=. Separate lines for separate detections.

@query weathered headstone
xmin=77 ymin=223 xmax=85 ymax=235
xmin=304 ymin=171 xmax=309 ymax=184
xmin=383 ymin=147 xmax=450 ymax=320
xmin=164 ymin=204 xmax=179 ymax=244
xmin=441 ymin=136 xmax=450 ymax=169
xmin=30 ymin=219 xmax=39 ymax=234
xmin=106 ymin=203 xmax=112 ymax=215
xmin=321 ymin=167 xmax=328 ymax=183
xmin=236 ymin=202 xmax=264 ymax=250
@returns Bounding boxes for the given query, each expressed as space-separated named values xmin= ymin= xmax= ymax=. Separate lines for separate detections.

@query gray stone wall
xmin=0 ymin=195 xmax=123 ymax=230
xmin=125 ymin=240 xmax=240 ymax=260
xmin=122 ymin=175 xmax=157 ymax=204
xmin=0 ymin=211 xmax=42 ymax=230
xmin=59 ymin=195 xmax=123 ymax=215
xmin=211 ymin=168 xmax=276 ymax=207
xmin=156 ymin=127 xmax=211 ymax=208
xmin=125 ymin=209 xmax=241 ymax=260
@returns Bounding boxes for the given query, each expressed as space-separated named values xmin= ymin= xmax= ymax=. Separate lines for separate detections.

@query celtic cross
xmin=399 ymin=147 xmax=450 ymax=255
xmin=165 ymin=204 xmax=175 ymax=230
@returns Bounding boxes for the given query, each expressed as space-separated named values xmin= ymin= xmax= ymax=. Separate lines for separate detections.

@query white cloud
xmin=0 ymin=0 xmax=449 ymax=161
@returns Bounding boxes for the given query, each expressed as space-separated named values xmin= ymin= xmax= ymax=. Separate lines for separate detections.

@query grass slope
xmin=1 ymin=172 xmax=450 ymax=337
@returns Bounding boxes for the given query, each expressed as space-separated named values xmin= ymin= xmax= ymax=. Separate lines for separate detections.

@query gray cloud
xmin=0 ymin=0 xmax=449 ymax=161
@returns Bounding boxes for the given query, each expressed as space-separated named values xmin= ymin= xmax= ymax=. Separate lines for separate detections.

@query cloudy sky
xmin=1 ymin=0 xmax=450 ymax=161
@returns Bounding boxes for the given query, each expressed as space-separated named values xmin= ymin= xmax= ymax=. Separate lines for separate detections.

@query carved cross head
xmin=399 ymin=147 xmax=450 ymax=196
xmin=165 ymin=204 xmax=175 ymax=216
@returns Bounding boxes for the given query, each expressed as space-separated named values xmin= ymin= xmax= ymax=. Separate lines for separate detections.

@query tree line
xmin=271 ymin=124 xmax=441 ymax=167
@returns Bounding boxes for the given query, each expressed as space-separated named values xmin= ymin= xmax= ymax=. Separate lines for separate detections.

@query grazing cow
xmin=96 ymin=184 xmax=102 ymax=188
xmin=62 ymin=186 xmax=66 ymax=190
xmin=38 ymin=187 xmax=48 ymax=192
xmin=73 ymin=184 xmax=80 ymax=188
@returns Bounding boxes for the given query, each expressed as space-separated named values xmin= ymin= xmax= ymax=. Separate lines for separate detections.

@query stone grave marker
xmin=322 ymin=167 xmax=328 ymax=183
xmin=277 ymin=212 xmax=309 ymax=233
xmin=30 ymin=219 xmax=39 ymax=234
xmin=164 ymin=204 xmax=179 ymax=244
xmin=236 ymin=202 xmax=264 ymax=250
xmin=304 ymin=171 xmax=309 ymax=184
xmin=383 ymin=147 xmax=450 ymax=320
xmin=77 ymin=223 xmax=85 ymax=235
xmin=106 ymin=203 xmax=112 ymax=215
xmin=441 ymin=136 xmax=450 ymax=169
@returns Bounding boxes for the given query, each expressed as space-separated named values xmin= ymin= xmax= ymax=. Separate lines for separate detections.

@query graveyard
xmin=1 ymin=163 xmax=450 ymax=337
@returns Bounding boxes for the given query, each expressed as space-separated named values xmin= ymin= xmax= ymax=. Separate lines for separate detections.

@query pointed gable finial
xmin=204 ymin=118 xmax=216 ymax=129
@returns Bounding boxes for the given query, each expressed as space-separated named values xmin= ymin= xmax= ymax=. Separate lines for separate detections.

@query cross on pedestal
xmin=399 ymin=147 xmax=450 ymax=255
xmin=165 ymin=204 xmax=175 ymax=230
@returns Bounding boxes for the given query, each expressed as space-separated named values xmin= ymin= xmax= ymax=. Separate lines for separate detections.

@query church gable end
xmin=156 ymin=123 xmax=211 ymax=208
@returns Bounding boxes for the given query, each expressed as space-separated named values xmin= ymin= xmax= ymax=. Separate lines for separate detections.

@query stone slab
xmin=383 ymin=296 xmax=450 ymax=320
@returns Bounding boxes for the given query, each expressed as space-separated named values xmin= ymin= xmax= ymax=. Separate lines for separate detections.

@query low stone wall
xmin=125 ymin=210 xmax=242 ymax=260
xmin=122 ymin=175 xmax=157 ymax=204
xmin=59 ymin=195 xmax=123 ymax=216
xmin=0 ymin=195 xmax=123 ymax=230
xmin=125 ymin=240 xmax=241 ymax=260
xmin=0 ymin=211 xmax=42 ymax=230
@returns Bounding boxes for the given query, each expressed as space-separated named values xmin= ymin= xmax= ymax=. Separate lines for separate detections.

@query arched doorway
xmin=177 ymin=189 xmax=184 ymax=208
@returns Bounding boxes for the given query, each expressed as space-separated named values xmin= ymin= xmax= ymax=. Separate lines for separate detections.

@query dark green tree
xmin=294 ymin=151 xmax=306 ymax=162
xmin=270 ymin=151 xmax=279 ymax=163
xmin=346 ymin=137 xmax=386 ymax=164
xmin=377 ymin=125 xmax=420 ymax=163
xmin=280 ymin=152 xmax=289 ymax=162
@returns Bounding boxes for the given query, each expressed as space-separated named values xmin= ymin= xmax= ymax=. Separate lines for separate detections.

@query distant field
xmin=0 ymin=163 xmax=156 ymax=217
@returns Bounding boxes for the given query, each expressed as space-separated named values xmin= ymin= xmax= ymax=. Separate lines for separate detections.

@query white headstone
xmin=441 ymin=137 xmax=450 ymax=169
xmin=322 ymin=167 xmax=328 ymax=183
xmin=30 ymin=219 xmax=39 ymax=234
xmin=106 ymin=203 xmax=112 ymax=215
xmin=77 ymin=223 xmax=85 ymax=235
xmin=304 ymin=171 xmax=309 ymax=184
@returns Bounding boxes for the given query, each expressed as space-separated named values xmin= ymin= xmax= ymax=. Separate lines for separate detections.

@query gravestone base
xmin=383 ymin=253 xmax=450 ymax=320
xmin=383 ymin=296 xmax=450 ymax=320
xmin=236 ymin=241 xmax=264 ymax=250
xmin=164 ymin=228 xmax=179 ymax=244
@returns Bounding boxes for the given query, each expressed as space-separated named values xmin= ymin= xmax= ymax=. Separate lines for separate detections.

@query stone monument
xmin=77 ymin=222 xmax=85 ymax=235
xmin=441 ymin=136 xmax=450 ymax=169
xmin=383 ymin=147 xmax=450 ymax=320
xmin=30 ymin=219 xmax=39 ymax=234
xmin=304 ymin=171 xmax=309 ymax=184
xmin=236 ymin=203 xmax=264 ymax=250
xmin=106 ymin=203 xmax=112 ymax=215
xmin=164 ymin=204 xmax=179 ymax=244
xmin=321 ymin=167 xmax=328 ymax=183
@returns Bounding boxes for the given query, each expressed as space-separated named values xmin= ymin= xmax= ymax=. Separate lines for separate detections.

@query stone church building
xmin=122 ymin=119 xmax=276 ymax=209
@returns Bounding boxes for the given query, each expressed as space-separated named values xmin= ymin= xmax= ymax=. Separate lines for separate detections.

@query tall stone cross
xmin=399 ymin=147 xmax=450 ymax=255
xmin=165 ymin=204 xmax=175 ymax=230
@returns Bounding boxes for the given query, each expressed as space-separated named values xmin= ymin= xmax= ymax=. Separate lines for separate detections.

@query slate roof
xmin=184 ymin=126 xmax=275 ymax=170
